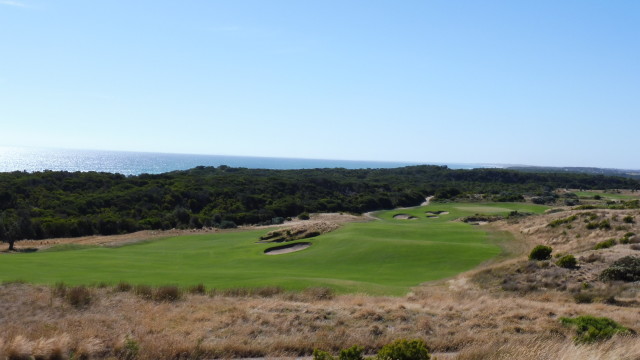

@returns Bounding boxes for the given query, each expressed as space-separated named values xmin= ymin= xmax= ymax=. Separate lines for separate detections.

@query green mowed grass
xmin=0 ymin=202 xmax=548 ymax=295
xmin=574 ymin=191 xmax=638 ymax=200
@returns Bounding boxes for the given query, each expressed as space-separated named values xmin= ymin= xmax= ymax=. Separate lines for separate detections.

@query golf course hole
xmin=393 ymin=214 xmax=418 ymax=220
xmin=264 ymin=242 xmax=312 ymax=255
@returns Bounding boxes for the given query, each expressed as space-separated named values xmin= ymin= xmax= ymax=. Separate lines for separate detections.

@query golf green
xmin=0 ymin=202 xmax=548 ymax=295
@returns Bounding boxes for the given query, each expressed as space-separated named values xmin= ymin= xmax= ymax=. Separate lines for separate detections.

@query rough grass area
xmin=1 ymin=282 xmax=638 ymax=360
xmin=574 ymin=191 xmax=638 ymax=201
xmin=0 ymin=202 xmax=546 ymax=295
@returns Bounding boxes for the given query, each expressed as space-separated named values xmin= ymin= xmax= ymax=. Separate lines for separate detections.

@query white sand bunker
xmin=264 ymin=242 xmax=311 ymax=255
xmin=426 ymin=211 xmax=449 ymax=215
xmin=393 ymin=214 xmax=418 ymax=220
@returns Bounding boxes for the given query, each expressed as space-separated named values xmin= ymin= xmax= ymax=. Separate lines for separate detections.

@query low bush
xmin=313 ymin=340 xmax=430 ymax=360
xmin=599 ymin=256 xmax=640 ymax=282
xmin=313 ymin=347 xmax=366 ymax=360
xmin=561 ymin=315 xmax=632 ymax=343
xmin=620 ymin=232 xmax=636 ymax=245
xmin=623 ymin=215 xmax=635 ymax=224
xmin=594 ymin=239 xmax=617 ymax=250
xmin=557 ymin=254 xmax=577 ymax=269
xmin=298 ymin=212 xmax=310 ymax=220
xmin=377 ymin=339 xmax=430 ymax=360
xmin=547 ymin=215 xmax=577 ymax=228
xmin=340 ymin=345 xmax=365 ymax=360
xmin=529 ymin=245 xmax=552 ymax=261
xmin=631 ymin=244 xmax=640 ymax=251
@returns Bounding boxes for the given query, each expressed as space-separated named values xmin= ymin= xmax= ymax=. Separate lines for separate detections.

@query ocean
xmin=0 ymin=146 xmax=494 ymax=176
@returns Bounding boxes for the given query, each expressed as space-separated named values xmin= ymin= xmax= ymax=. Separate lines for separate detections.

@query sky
xmin=1 ymin=1 xmax=639 ymax=169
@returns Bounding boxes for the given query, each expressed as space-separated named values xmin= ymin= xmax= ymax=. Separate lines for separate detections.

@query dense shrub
xmin=623 ymin=215 xmax=635 ymax=224
xmin=557 ymin=254 xmax=577 ymax=269
xmin=313 ymin=349 xmax=335 ymax=360
xmin=561 ymin=315 xmax=632 ymax=343
xmin=377 ymin=339 xmax=430 ymax=360
xmin=529 ymin=245 xmax=552 ymax=261
xmin=313 ymin=339 xmax=431 ymax=360
xmin=594 ymin=239 xmax=616 ymax=250
xmin=599 ymin=256 xmax=640 ymax=282
xmin=339 ymin=345 xmax=365 ymax=360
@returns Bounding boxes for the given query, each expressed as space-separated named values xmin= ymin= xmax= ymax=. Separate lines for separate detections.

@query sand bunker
xmin=393 ymin=214 xmax=418 ymax=220
xmin=426 ymin=211 xmax=449 ymax=215
xmin=264 ymin=242 xmax=311 ymax=255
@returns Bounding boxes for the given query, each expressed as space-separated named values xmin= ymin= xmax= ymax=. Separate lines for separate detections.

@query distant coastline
xmin=0 ymin=146 xmax=495 ymax=175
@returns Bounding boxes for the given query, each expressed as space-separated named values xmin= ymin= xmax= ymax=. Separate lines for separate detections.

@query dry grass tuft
xmin=153 ymin=286 xmax=181 ymax=302
xmin=66 ymin=286 xmax=92 ymax=308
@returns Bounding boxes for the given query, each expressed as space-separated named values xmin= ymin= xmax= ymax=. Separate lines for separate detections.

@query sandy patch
xmin=264 ymin=242 xmax=311 ymax=255
xmin=470 ymin=221 xmax=489 ymax=226
xmin=426 ymin=211 xmax=449 ymax=216
xmin=393 ymin=214 xmax=418 ymax=220
xmin=420 ymin=196 xmax=434 ymax=206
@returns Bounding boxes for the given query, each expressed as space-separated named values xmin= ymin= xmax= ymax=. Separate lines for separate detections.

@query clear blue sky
xmin=1 ymin=1 xmax=639 ymax=168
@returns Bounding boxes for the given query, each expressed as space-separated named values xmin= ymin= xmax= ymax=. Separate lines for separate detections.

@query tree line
xmin=1 ymin=165 xmax=639 ymax=249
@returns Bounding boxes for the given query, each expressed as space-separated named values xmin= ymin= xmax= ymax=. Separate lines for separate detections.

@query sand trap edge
xmin=264 ymin=242 xmax=312 ymax=255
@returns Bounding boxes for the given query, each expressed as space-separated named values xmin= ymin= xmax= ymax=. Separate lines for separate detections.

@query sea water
xmin=0 ymin=146 xmax=493 ymax=175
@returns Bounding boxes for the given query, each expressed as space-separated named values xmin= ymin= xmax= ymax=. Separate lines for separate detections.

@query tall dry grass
xmin=0 ymin=280 xmax=638 ymax=359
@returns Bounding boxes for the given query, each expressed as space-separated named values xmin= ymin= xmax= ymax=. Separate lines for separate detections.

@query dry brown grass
xmin=1 ymin=278 xmax=638 ymax=359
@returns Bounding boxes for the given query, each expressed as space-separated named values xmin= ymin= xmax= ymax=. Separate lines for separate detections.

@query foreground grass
xmin=0 ymin=202 xmax=547 ymax=295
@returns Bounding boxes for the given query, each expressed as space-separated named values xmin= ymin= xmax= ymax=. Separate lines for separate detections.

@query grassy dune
xmin=0 ymin=202 xmax=548 ymax=295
